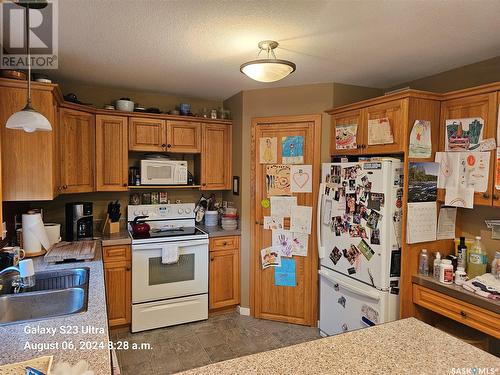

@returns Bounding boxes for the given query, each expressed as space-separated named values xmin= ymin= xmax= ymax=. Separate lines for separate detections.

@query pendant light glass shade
xmin=6 ymin=105 xmax=52 ymax=133
xmin=5 ymin=1 xmax=52 ymax=133
xmin=240 ymin=40 xmax=296 ymax=82
xmin=240 ymin=59 xmax=296 ymax=83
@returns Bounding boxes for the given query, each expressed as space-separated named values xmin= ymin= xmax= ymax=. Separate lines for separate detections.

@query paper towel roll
xmin=44 ymin=223 xmax=61 ymax=248
xmin=22 ymin=213 xmax=50 ymax=255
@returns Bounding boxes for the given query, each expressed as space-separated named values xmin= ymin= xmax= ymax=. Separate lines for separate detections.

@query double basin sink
xmin=0 ymin=268 xmax=89 ymax=326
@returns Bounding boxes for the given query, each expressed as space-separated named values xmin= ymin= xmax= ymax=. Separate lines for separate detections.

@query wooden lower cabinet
xmin=103 ymin=245 xmax=131 ymax=327
xmin=209 ymin=236 xmax=240 ymax=310
xmin=413 ymin=284 xmax=500 ymax=338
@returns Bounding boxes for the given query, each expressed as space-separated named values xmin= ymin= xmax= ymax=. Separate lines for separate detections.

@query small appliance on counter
xmin=65 ymin=202 xmax=93 ymax=241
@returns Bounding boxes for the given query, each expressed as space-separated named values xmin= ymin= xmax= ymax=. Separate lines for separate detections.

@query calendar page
xmin=406 ymin=202 xmax=437 ymax=244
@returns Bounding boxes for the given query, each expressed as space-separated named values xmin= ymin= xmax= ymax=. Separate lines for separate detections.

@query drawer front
xmin=103 ymin=245 xmax=131 ymax=262
xmin=413 ymin=284 xmax=500 ymax=338
xmin=210 ymin=236 xmax=239 ymax=251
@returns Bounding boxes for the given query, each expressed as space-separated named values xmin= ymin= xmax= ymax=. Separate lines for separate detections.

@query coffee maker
xmin=65 ymin=202 xmax=93 ymax=241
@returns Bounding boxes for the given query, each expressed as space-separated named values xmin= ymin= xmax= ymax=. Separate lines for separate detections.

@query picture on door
xmin=282 ymin=136 xmax=304 ymax=164
xmin=266 ymin=164 xmax=291 ymax=196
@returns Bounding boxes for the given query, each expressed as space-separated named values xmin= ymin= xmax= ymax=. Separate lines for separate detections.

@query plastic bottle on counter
xmin=418 ymin=249 xmax=429 ymax=276
xmin=454 ymin=266 xmax=467 ymax=285
xmin=439 ymin=259 xmax=454 ymax=284
xmin=492 ymin=252 xmax=500 ymax=280
xmin=457 ymin=237 xmax=468 ymax=270
xmin=468 ymin=236 xmax=487 ymax=279
xmin=433 ymin=252 xmax=441 ymax=280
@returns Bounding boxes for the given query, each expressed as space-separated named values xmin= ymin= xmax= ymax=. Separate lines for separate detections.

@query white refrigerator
xmin=317 ymin=159 xmax=403 ymax=336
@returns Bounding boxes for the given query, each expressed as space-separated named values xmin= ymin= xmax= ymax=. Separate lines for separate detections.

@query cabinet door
xmin=330 ymin=109 xmax=363 ymax=155
xmin=362 ymin=99 xmax=407 ymax=154
xmin=104 ymin=260 xmax=131 ymax=327
xmin=59 ymin=109 xmax=95 ymax=194
xmin=440 ymin=92 xmax=497 ymax=206
xmin=493 ymin=93 xmax=500 ymax=207
xmin=128 ymin=117 xmax=166 ymax=152
xmin=0 ymin=87 xmax=58 ymax=200
xmin=201 ymin=123 xmax=231 ymax=190
xmin=166 ymin=121 xmax=201 ymax=153
xmin=209 ymin=247 xmax=240 ymax=309
xmin=95 ymin=115 xmax=128 ymax=191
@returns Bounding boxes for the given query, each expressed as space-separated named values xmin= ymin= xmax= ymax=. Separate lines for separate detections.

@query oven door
xmin=132 ymin=238 xmax=209 ymax=304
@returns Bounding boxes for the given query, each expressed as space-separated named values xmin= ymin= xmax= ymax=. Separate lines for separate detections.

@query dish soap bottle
xmin=433 ymin=252 xmax=441 ymax=280
xmin=491 ymin=252 xmax=500 ymax=279
xmin=418 ymin=249 xmax=429 ymax=276
xmin=457 ymin=237 xmax=467 ymax=270
xmin=468 ymin=236 xmax=487 ymax=279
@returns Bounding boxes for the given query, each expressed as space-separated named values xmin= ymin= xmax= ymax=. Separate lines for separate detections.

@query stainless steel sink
xmin=0 ymin=267 xmax=90 ymax=326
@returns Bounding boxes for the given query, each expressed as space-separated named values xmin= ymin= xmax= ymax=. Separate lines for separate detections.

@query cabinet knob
xmin=460 ymin=310 xmax=467 ymax=317
xmin=63 ymin=185 xmax=68 ymax=189
xmin=362 ymin=144 xmax=366 ymax=149
xmin=223 ymin=242 xmax=227 ymax=246
xmin=167 ymin=144 xmax=172 ymax=148
xmin=123 ymin=183 xmax=128 ymax=187
xmin=126 ymin=267 xmax=131 ymax=271
xmin=161 ymin=143 xmax=166 ymax=148
xmin=493 ymin=194 xmax=499 ymax=200
xmin=482 ymin=193 xmax=490 ymax=199
xmin=202 ymin=183 xmax=206 ymax=186
xmin=210 ymin=257 xmax=214 ymax=261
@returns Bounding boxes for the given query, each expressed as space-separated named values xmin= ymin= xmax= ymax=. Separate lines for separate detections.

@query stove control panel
xmin=128 ymin=203 xmax=196 ymax=221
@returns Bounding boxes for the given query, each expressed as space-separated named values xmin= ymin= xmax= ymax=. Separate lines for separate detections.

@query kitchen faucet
xmin=0 ymin=259 xmax=36 ymax=293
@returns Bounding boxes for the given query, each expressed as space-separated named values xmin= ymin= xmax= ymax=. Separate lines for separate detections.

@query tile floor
xmin=112 ymin=312 xmax=321 ymax=374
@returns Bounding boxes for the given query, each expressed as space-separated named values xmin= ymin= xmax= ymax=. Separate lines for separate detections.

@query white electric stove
xmin=128 ymin=204 xmax=209 ymax=332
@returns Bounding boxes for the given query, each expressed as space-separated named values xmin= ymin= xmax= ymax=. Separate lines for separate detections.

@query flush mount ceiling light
xmin=6 ymin=1 xmax=52 ymax=133
xmin=240 ymin=40 xmax=296 ymax=83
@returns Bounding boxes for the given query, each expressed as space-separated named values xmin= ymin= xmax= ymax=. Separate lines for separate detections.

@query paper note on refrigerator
xmin=436 ymin=207 xmax=457 ymax=240
xmin=406 ymin=202 xmax=437 ymax=244
xmin=270 ymin=196 xmax=297 ymax=217
xmin=274 ymin=258 xmax=296 ymax=287
xmin=445 ymin=187 xmax=474 ymax=209
xmin=290 ymin=205 xmax=312 ymax=234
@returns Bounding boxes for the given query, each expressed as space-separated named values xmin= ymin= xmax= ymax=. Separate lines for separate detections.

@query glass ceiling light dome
xmin=240 ymin=40 xmax=296 ymax=83
xmin=6 ymin=1 xmax=52 ymax=133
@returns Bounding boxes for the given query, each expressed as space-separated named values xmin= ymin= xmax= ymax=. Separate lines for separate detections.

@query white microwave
xmin=140 ymin=160 xmax=188 ymax=185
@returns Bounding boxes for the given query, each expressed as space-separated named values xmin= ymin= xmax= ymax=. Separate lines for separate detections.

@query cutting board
xmin=44 ymin=240 xmax=96 ymax=263
xmin=0 ymin=355 xmax=52 ymax=374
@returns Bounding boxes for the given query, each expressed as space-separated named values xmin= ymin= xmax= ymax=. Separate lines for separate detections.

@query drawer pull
xmin=482 ymin=193 xmax=490 ymax=199
xmin=493 ymin=194 xmax=499 ymax=200
xmin=223 ymin=242 xmax=227 ymax=246
xmin=460 ymin=310 xmax=467 ymax=317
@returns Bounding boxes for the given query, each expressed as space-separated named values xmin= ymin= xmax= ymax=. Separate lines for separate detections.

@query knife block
xmin=103 ymin=215 xmax=120 ymax=234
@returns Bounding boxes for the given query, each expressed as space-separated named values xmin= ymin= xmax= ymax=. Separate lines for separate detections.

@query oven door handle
xmin=132 ymin=239 xmax=209 ymax=250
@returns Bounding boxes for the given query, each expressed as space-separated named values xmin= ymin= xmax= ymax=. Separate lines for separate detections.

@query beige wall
xmin=386 ymin=55 xmax=500 ymax=93
xmin=224 ymin=82 xmax=381 ymax=308
xmin=58 ymin=80 xmax=222 ymax=114
xmin=458 ymin=206 xmax=499 ymax=262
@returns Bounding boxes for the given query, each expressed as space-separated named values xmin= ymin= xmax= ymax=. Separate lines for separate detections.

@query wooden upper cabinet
xmin=59 ymin=108 xmax=95 ymax=194
xmin=129 ymin=117 xmax=166 ymax=152
xmin=201 ymin=123 xmax=231 ymax=190
xmin=440 ymin=92 xmax=497 ymax=206
xmin=95 ymin=115 xmax=128 ymax=191
xmin=166 ymin=121 xmax=201 ymax=153
xmin=330 ymin=109 xmax=363 ymax=155
xmin=0 ymin=85 xmax=58 ymax=201
xmin=494 ymin=92 xmax=500 ymax=207
xmin=362 ymin=98 xmax=407 ymax=154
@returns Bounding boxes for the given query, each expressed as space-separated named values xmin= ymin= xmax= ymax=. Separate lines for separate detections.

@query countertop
xmin=412 ymin=275 xmax=500 ymax=314
xmin=0 ymin=242 xmax=111 ymax=375
xmin=179 ymin=318 xmax=499 ymax=375
xmin=97 ymin=228 xmax=132 ymax=247
xmin=196 ymin=224 xmax=241 ymax=238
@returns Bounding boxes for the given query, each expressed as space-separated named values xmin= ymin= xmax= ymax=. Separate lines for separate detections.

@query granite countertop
xmin=0 ymin=242 xmax=111 ymax=375
xmin=412 ymin=275 xmax=500 ymax=314
xmin=179 ymin=318 xmax=499 ymax=375
xmin=196 ymin=224 xmax=241 ymax=238
xmin=97 ymin=228 xmax=132 ymax=247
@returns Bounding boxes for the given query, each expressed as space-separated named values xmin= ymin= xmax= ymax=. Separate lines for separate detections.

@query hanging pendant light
xmin=240 ymin=40 xmax=296 ymax=83
xmin=6 ymin=1 xmax=52 ymax=133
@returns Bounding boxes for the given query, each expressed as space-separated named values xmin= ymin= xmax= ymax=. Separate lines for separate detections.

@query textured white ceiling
xmin=49 ymin=0 xmax=500 ymax=100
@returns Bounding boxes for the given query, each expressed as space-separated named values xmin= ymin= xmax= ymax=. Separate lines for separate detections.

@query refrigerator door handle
xmin=317 ymin=183 xmax=325 ymax=259
xmin=318 ymin=269 xmax=381 ymax=301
